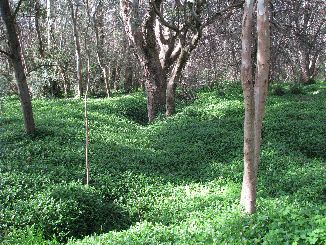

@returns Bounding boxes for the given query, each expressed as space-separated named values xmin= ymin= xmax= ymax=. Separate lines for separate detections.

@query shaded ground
xmin=0 ymin=83 xmax=325 ymax=244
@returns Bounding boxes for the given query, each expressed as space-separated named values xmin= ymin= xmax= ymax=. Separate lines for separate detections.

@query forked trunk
xmin=240 ymin=0 xmax=270 ymax=214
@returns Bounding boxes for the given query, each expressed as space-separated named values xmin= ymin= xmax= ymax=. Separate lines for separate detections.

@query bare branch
xmin=151 ymin=0 xmax=179 ymax=32
xmin=202 ymin=1 xmax=244 ymax=28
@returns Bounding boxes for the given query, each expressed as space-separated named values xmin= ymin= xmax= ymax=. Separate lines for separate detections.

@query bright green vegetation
xmin=0 ymin=83 xmax=325 ymax=244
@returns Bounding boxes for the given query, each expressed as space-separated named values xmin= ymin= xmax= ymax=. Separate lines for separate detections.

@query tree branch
xmin=13 ymin=0 xmax=24 ymax=19
xmin=202 ymin=1 xmax=244 ymax=28
xmin=151 ymin=0 xmax=179 ymax=33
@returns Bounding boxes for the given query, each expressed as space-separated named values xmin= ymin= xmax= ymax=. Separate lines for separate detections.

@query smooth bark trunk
xmin=240 ymin=0 xmax=270 ymax=214
xmin=254 ymin=0 xmax=270 ymax=171
xmin=70 ymin=2 xmax=83 ymax=97
xmin=124 ymin=64 xmax=133 ymax=94
xmin=34 ymin=0 xmax=44 ymax=58
xmin=240 ymin=0 xmax=256 ymax=214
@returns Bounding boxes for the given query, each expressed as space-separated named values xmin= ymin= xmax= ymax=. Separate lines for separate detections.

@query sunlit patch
xmin=183 ymin=183 xmax=229 ymax=199
xmin=312 ymin=90 xmax=320 ymax=95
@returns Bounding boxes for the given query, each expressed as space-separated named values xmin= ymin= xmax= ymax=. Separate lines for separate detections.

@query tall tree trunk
xmin=114 ymin=65 xmax=121 ymax=91
xmin=124 ymin=63 xmax=133 ymax=94
xmin=240 ymin=0 xmax=256 ymax=214
xmin=60 ymin=66 xmax=69 ymax=98
xmin=240 ymin=0 xmax=270 ymax=214
xmin=120 ymin=0 xmax=167 ymax=122
xmin=299 ymin=51 xmax=310 ymax=83
xmin=34 ymin=0 xmax=44 ymax=58
xmin=0 ymin=0 xmax=36 ymax=134
xmin=93 ymin=1 xmax=111 ymax=97
xmin=70 ymin=2 xmax=83 ymax=97
xmin=254 ymin=0 xmax=271 ymax=172
xmin=46 ymin=0 xmax=52 ymax=50
xmin=103 ymin=66 xmax=110 ymax=97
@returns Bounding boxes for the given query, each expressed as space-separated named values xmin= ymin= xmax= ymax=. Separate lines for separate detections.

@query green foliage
xmin=0 ymin=82 xmax=325 ymax=244
xmin=289 ymin=84 xmax=304 ymax=95
xmin=2 ymin=225 xmax=58 ymax=245
xmin=4 ymin=183 xmax=129 ymax=242
xmin=271 ymin=84 xmax=287 ymax=96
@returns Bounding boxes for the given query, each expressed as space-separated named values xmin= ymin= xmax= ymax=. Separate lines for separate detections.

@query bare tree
xmin=271 ymin=0 xmax=325 ymax=83
xmin=0 ymin=0 xmax=36 ymax=134
xmin=120 ymin=0 xmax=243 ymax=121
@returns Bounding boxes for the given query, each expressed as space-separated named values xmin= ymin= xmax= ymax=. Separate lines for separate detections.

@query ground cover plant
xmin=0 ymin=82 xmax=325 ymax=244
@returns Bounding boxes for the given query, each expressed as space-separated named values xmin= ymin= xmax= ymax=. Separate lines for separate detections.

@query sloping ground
xmin=0 ymin=83 xmax=325 ymax=244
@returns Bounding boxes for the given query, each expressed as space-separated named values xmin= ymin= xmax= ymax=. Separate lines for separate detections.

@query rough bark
xmin=120 ymin=0 xmax=166 ymax=121
xmin=0 ymin=0 xmax=36 ymax=134
xmin=120 ymin=0 xmax=204 ymax=121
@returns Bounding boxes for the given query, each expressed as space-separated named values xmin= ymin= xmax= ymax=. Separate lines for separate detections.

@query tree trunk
xmin=144 ymin=78 xmax=158 ymax=122
xmin=166 ymin=48 xmax=192 ymax=116
xmin=34 ymin=0 xmax=45 ymax=58
xmin=94 ymin=3 xmax=111 ymax=98
xmin=0 ymin=0 xmax=36 ymax=134
xmin=166 ymin=79 xmax=177 ymax=116
xmin=70 ymin=2 xmax=83 ymax=97
xmin=124 ymin=64 xmax=133 ymax=94
xmin=240 ymin=0 xmax=270 ymax=214
xmin=60 ymin=67 xmax=69 ymax=98
xmin=254 ymin=0 xmax=271 ymax=172
xmin=46 ymin=0 xmax=52 ymax=50
xmin=299 ymin=51 xmax=310 ymax=83
xmin=103 ymin=66 xmax=111 ymax=97
xmin=114 ymin=65 xmax=121 ymax=91
xmin=240 ymin=0 xmax=256 ymax=214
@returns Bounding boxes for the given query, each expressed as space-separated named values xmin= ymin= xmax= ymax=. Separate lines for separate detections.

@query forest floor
xmin=0 ymin=82 xmax=325 ymax=244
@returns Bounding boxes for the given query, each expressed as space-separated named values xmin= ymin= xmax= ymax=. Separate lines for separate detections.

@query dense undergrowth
xmin=0 ymin=82 xmax=325 ymax=244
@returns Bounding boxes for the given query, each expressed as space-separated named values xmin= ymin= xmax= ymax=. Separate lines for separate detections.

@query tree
xmin=92 ymin=0 xmax=111 ymax=97
xmin=240 ymin=0 xmax=271 ymax=214
xmin=0 ymin=0 xmax=36 ymax=134
xmin=270 ymin=0 xmax=325 ymax=83
xmin=69 ymin=0 xmax=84 ymax=97
xmin=120 ymin=0 xmax=243 ymax=121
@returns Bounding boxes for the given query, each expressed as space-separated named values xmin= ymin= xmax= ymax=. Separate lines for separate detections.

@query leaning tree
xmin=0 ymin=0 xmax=36 ymax=134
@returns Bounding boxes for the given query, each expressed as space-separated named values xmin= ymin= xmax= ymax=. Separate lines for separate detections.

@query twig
xmin=151 ymin=0 xmax=179 ymax=32
xmin=202 ymin=1 xmax=244 ymax=28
